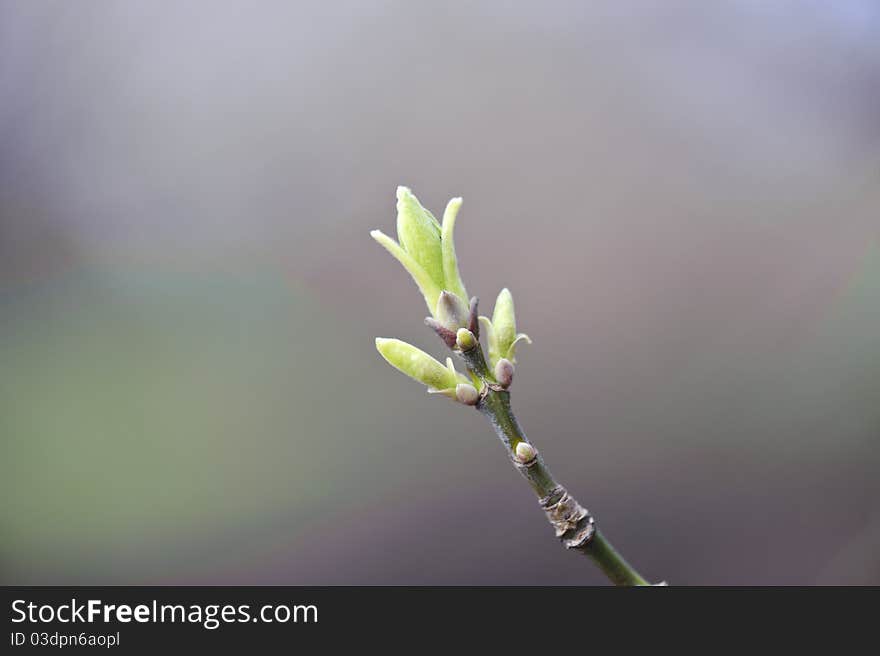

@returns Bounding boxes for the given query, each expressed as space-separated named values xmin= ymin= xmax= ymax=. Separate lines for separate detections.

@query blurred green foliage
xmin=0 ymin=269 xmax=386 ymax=580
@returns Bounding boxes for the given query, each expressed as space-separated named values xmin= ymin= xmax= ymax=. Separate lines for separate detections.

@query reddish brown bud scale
xmin=468 ymin=296 xmax=480 ymax=338
xmin=425 ymin=317 xmax=458 ymax=348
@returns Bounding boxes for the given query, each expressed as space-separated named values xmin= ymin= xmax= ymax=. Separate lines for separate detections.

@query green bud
xmin=396 ymin=187 xmax=444 ymax=289
xmin=488 ymin=288 xmax=531 ymax=366
xmin=435 ymin=291 xmax=469 ymax=332
xmin=491 ymin=288 xmax=516 ymax=362
xmin=455 ymin=383 xmax=480 ymax=406
xmin=375 ymin=338 xmax=462 ymax=392
xmin=514 ymin=441 xmax=537 ymax=464
xmin=455 ymin=328 xmax=477 ymax=351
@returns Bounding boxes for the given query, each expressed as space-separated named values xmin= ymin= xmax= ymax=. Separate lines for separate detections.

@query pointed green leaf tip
xmin=375 ymin=338 xmax=463 ymax=393
xmin=441 ymin=197 xmax=468 ymax=301
xmin=370 ymin=186 xmax=468 ymax=315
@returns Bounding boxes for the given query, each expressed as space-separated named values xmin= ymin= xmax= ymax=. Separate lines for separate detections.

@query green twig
xmin=461 ymin=340 xmax=651 ymax=586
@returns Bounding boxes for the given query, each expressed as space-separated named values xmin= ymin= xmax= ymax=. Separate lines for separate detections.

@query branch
xmin=458 ymin=338 xmax=652 ymax=586
xmin=371 ymin=187 xmax=660 ymax=586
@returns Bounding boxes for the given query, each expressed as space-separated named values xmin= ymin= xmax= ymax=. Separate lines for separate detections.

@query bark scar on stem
xmin=539 ymin=485 xmax=596 ymax=549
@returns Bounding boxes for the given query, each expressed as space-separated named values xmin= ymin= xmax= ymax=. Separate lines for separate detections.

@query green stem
xmin=584 ymin=531 xmax=648 ymax=587
xmin=459 ymin=342 xmax=652 ymax=587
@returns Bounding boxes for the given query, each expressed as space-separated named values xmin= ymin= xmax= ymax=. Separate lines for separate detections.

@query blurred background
xmin=1 ymin=1 xmax=878 ymax=585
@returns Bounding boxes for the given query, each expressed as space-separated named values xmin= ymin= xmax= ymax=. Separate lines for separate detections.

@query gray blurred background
xmin=1 ymin=1 xmax=878 ymax=585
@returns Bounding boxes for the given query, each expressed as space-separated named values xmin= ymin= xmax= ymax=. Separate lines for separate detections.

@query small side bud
xmin=494 ymin=358 xmax=514 ymax=388
xmin=456 ymin=328 xmax=477 ymax=351
xmin=514 ymin=441 xmax=537 ymax=464
xmin=455 ymin=383 xmax=480 ymax=406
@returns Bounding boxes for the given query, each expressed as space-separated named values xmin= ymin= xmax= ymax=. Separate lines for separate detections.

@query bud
xmin=435 ymin=291 xmax=469 ymax=332
xmin=494 ymin=358 xmax=514 ymax=388
xmin=455 ymin=328 xmax=477 ymax=351
xmin=514 ymin=441 xmax=537 ymax=463
xmin=375 ymin=338 xmax=462 ymax=392
xmin=455 ymin=383 xmax=480 ymax=406
xmin=490 ymin=288 xmax=515 ymax=364
xmin=487 ymin=288 xmax=531 ymax=367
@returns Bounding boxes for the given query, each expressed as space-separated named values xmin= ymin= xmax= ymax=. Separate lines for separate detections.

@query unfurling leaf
xmin=396 ymin=186 xmax=444 ymax=289
xmin=370 ymin=229 xmax=442 ymax=313
xmin=371 ymin=187 xmax=470 ymax=318
xmin=440 ymin=197 xmax=468 ymax=301
xmin=375 ymin=338 xmax=464 ymax=393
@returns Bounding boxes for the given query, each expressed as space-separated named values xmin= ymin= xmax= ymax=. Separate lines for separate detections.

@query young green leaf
xmin=370 ymin=230 xmax=442 ymax=313
xmin=396 ymin=187 xmax=444 ymax=289
xmin=440 ymin=197 xmax=468 ymax=302
xmin=375 ymin=338 xmax=463 ymax=392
